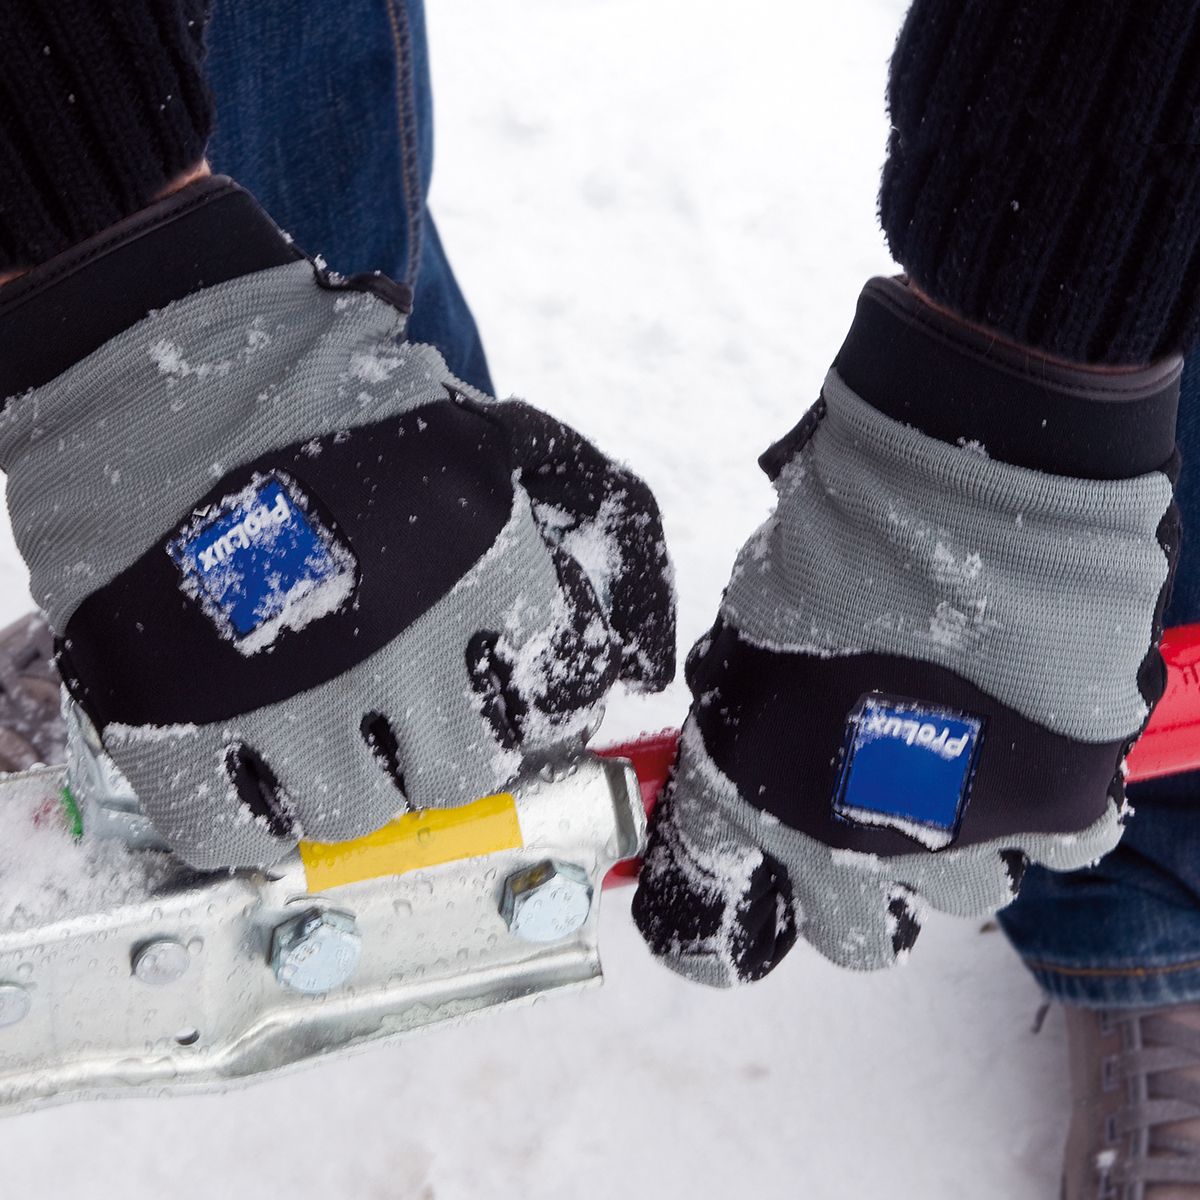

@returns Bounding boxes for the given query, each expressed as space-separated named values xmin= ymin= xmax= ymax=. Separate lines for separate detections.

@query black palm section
xmin=886 ymin=889 xmax=922 ymax=957
xmin=1000 ymin=849 xmax=1029 ymax=896
xmin=632 ymin=797 xmax=799 ymax=984
xmin=359 ymin=711 xmax=409 ymax=798
xmin=225 ymin=743 xmax=295 ymax=839
xmin=461 ymin=395 xmax=676 ymax=692
xmin=466 ymin=631 xmax=527 ymax=750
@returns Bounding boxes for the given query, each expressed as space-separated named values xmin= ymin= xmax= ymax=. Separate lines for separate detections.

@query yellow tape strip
xmin=299 ymin=792 xmax=522 ymax=892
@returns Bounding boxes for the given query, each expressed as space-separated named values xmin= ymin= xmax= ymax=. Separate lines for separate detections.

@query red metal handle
xmin=599 ymin=623 xmax=1200 ymax=886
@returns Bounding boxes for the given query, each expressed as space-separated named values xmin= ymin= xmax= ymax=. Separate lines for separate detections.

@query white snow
xmin=0 ymin=1 xmax=1070 ymax=1196
xmin=0 ymin=773 xmax=172 ymax=928
xmin=347 ymin=347 xmax=406 ymax=383
xmin=148 ymin=338 xmax=233 ymax=381
xmin=836 ymin=801 xmax=956 ymax=851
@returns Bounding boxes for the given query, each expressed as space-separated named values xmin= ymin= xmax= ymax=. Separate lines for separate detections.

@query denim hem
xmin=1024 ymin=955 xmax=1200 ymax=1009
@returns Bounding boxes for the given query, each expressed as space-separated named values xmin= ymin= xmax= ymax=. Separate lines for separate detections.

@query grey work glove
xmin=0 ymin=176 xmax=675 ymax=869
xmin=633 ymin=277 xmax=1180 ymax=979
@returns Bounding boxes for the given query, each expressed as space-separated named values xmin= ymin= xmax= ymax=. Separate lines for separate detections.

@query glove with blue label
xmin=0 ymin=177 xmax=675 ymax=870
xmin=633 ymin=277 xmax=1180 ymax=979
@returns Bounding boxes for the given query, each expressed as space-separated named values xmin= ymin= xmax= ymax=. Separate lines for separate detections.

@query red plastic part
xmin=599 ymin=623 xmax=1200 ymax=888
xmin=1125 ymin=623 xmax=1200 ymax=782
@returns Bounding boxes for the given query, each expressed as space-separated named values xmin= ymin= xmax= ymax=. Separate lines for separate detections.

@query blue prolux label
xmin=169 ymin=478 xmax=343 ymax=638
xmin=833 ymin=695 xmax=984 ymax=843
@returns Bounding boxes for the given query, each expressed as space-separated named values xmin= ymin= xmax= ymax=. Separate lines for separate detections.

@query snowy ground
xmin=0 ymin=2 xmax=1070 ymax=1196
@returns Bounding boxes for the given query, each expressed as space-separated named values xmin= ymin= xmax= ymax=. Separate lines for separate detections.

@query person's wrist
xmin=905 ymin=278 xmax=1149 ymax=375
xmin=0 ymin=160 xmax=212 ymax=290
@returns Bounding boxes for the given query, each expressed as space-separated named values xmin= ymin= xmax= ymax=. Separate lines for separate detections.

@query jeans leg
xmin=202 ymin=0 xmax=493 ymax=394
xmin=999 ymin=352 xmax=1200 ymax=1007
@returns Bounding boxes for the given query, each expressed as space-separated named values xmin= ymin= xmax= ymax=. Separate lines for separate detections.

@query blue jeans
xmin=204 ymin=0 xmax=1200 ymax=1009
xmin=998 ymin=360 xmax=1200 ymax=1009
xmin=204 ymin=0 xmax=493 ymax=397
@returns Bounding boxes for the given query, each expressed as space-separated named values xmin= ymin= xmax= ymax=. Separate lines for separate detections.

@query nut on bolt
xmin=501 ymin=859 xmax=594 ymax=943
xmin=271 ymin=906 xmax=362 ymax=995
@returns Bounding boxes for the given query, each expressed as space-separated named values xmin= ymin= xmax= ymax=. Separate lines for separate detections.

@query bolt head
xmin=132 ymin=939 xmax=190 ymax=985
xmin=501 ymin=860 xmax=593 ymax=943
xmin=0 ymin=985 xmax=29 ymax=1028
xmin=271 ymin=907 xmax=361 ymax=995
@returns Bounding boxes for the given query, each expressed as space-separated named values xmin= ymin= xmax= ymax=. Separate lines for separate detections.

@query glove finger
xmin=241 ymin=700 xmax=409 ymax=845
xmin=632 ymin=789 xmax=798 ymax=988
xmin=790 ymin=866 xmax=923 ymax=971
xmin=902 ymin=847 xmax=1029 ymax=918
xmin=880 ymin=792 xmax=1123 ymax=921
xmin=104 ymin=723 xmax=294 ymax=870
xmin=483 ymin=399 xmax=675 ymax=691
xmin=539 ymin=546 xmax=621 ymax=712
xmin=376 ymin=492 xmax=588 ymax=809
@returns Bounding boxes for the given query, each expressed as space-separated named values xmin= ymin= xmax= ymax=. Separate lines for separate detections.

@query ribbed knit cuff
xmin=880 ymin=0 xmax=1200 ymax=365
xmin=0 ymin=0 xmax=213 ymax=272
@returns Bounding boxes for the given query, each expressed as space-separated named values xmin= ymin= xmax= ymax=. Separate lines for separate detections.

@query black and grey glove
xmin=0 ymin=177 xmax=675 ymax=869
xmin=633 ymin=276 xmax=1180 ymax=980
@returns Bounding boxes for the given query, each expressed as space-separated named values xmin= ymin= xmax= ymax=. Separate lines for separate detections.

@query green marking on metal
xmin=59 ymin=785 xmax=84 ymax=841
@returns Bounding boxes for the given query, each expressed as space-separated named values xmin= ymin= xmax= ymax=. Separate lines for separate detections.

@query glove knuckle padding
xmin=0 ymin=199 xmax=674 ymax=868
xmin=93 ymin=445 xmax=609 ymax=866
xmin=663 ymin=718 xmax=1121 ymax=972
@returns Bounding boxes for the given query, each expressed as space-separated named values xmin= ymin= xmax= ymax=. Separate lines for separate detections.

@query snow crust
xmin=0 ymin=775 xmax=170 ymax=929
xmin=836 ymin=802 xmax=956 ymax=851
xmin=0 ymin=2 xmax=1068 ymax=1196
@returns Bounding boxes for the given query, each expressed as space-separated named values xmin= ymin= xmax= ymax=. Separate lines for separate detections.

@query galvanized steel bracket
xmin=0 ymin=749 xmax=644 ymax=1115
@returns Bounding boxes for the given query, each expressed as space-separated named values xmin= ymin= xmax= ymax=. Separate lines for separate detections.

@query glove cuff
xmin=772 ymin=276 xmax=1182 ymax=482
xmin=0 ymin=176 xmax=302 ymax=404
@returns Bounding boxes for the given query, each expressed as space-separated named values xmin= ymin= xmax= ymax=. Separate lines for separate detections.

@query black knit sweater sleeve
xmin=880 ymin=0 xmax=1200 ymax=365
xmin=0 ymin=0 xmax=212 ymax=272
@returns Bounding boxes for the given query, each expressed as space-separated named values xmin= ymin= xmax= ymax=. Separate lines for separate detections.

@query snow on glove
xmin=0 ymin=177 xmax=675 ymax=870
xmin=633 ymin=276 xmax=1180 ymax=980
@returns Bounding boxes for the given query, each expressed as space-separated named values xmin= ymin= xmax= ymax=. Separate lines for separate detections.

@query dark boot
xmin=1064 ymin=1005 xmax=1200 ymax=1199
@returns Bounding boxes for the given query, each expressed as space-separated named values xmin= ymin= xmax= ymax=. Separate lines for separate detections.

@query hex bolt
xmin=131 ymin=939 xmax=190 ymax=986
xmin=270 ymin=907 xmax=361 ymax=995
xmin=0 ymin=984 xmax=29 ymax=1029
xmin=501 ymin=859 xmax=594 ymax=943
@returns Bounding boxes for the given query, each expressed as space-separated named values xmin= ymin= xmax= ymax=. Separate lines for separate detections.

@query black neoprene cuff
xmin=0 ymin=177 xmax=300 ymax=402
xmin=827 ymin=277 xmax=1181 ymax=481
xmin=0 ymin=175 xmax=421 ymax=406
